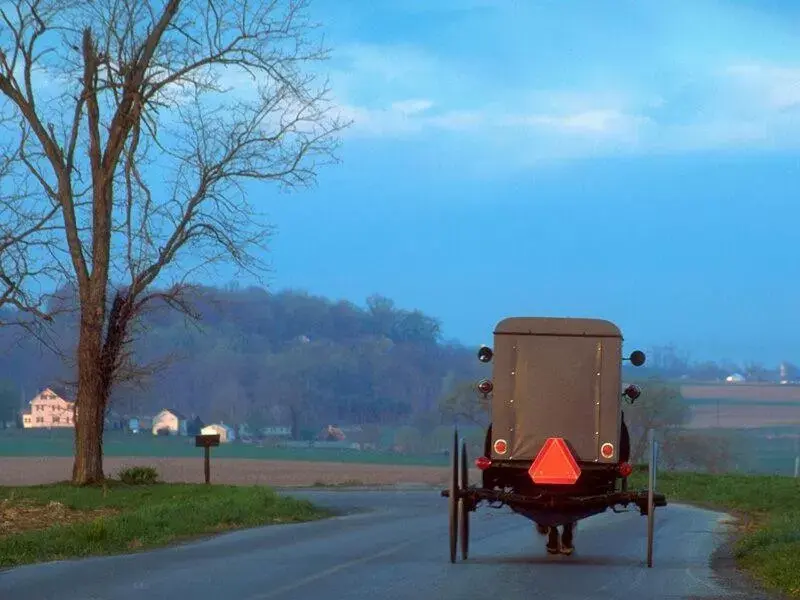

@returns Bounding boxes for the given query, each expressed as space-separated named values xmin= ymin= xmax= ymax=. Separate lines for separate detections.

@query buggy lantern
xmin=626 ymin=350 xmax=646 ymax=367
xmin=477 ymin=378 xmax=493 ymax=395
xmin=477 ymin=345 xmax=493 ymax=363
xmin=475 ymin=456 xmax=492 ymax=470
xmin=624 ymin=384 xmax=641 ymax=401
xmin=618 ymin=462 xmax=633 ymax=477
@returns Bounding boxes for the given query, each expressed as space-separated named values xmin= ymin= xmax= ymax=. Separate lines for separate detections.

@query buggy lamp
xmin=477 ymin=378 xmax=493 ymax=395
xmin=477 ymin=345 xmax=493 ymax=363
xmin=475 ymin=456 xmax=492 ymax=470
xmin=625 ymin=350 xmax=646 ymax=367
xmin=624 ymin=384 xmax=641 ymax=401
xmin=618 ymin=462 xmax=633 ymax=477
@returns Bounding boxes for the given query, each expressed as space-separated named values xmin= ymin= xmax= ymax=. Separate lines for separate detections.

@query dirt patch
xmin=0 ymin=498 xmax=117 ymax=536
xmin=0 ymin=456 xmax=470 ymax=488
xmin=686 ymin=405 xmax=800 ymax=429
xmin=682 ymin=384 xmax=800 ymax=402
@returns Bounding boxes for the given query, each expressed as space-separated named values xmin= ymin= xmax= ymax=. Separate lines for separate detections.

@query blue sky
xmin=241 ymin=0 xmax=800 ymax=366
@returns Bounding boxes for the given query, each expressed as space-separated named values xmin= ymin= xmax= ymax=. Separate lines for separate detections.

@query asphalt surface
xmin=0 ymin=488 xmax=776 ymax=600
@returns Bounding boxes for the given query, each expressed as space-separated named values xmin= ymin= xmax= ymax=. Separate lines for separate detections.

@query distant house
xmin=105 ymin=410 xmax=125 ymax=430
xmin=186 ymin=415 xmax=205 ymax=436
xmin=21 ymin=387 xmax=75 ymax=429
xmin=259 ymin=426 xmax=291 ymax=438
xmin=152 ymin=409 xmax=189 ymax=436
xmin=201 ymin=423 xmax=236 ymax=443
xmin=317 ymin=425 xmax=346 ymax=441
xmin=128 ymin=416 xmax=153 ymax=434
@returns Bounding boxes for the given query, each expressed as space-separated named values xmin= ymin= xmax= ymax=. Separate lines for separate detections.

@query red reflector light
xmin=475 ymin=456 xmax=492 ymax=470
xmin=618 ymin=462 xmax=633 ymax=477
xmin=600 ymin=442 xmax=615 ymax=458
xmin=529 ymin=438 xmax=581 ymax=485
xmin=493 ymin=439 xmax=508 ymax=454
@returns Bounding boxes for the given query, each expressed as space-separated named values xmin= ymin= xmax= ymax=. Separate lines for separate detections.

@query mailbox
xmin=195 ymin=434 xmax=220 ymax=448
xmin=195 ymin=434 xmax=220 ymax=484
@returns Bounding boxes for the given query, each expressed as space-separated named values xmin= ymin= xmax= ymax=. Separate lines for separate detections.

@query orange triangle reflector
xmin=528 ymin=437 xmax=581 ymax=485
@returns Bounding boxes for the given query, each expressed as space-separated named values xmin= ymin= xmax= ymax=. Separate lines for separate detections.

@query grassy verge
xmin=0 ymin=478 xmax=330 ymax=568
xmin=629 ymin=469 xmax=800 ymax=597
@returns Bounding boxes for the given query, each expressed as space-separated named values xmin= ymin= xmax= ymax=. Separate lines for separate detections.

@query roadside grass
xmin=629 ymin=469 xmax=800 ymax=597
xmin=0 ymin=477 xmax=330 ymax=567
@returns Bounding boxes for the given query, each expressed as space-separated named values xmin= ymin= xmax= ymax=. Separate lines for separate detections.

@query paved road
xmin=0 ymin=489 xmax=775 ymax=600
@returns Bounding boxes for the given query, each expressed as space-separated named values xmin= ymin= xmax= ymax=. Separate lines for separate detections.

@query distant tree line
xmin=0 ymin=285 xmax=487 ymax=439
xmin=623 ymin=344 xmax=798 ymax=383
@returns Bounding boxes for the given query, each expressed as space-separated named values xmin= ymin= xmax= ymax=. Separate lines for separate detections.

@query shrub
xmin=118 ymin=466 xmax=159 ymax=485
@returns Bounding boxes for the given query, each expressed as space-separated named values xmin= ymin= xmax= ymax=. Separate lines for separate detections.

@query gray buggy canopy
xmin=490 ymin=317 xmax=624 ymax=463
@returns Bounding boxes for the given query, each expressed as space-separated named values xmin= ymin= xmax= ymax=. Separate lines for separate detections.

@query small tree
xmin=0 ymin=0 xmax=346 ymax=484
xmin=438 ymin=380 xmax=489 ymax=426
xmin=624 ymin=379 xmax=690 ymax=464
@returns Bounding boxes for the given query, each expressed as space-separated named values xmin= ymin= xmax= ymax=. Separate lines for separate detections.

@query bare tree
xmin=0 ymin=109 xmax=62 ymax=326
xmin=0 ymin=0 xmax=347 ymax=484
xmin=624 ymin=379 xmax=690 ymax=464
xmin=438 ymin=380 xmax=489 ymax=426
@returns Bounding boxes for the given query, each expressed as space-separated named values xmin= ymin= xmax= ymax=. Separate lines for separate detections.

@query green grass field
xmin=0 ymin=428 xmax=451 ymax=466
xmin=2 ymin=425 xmax=798 ymax=474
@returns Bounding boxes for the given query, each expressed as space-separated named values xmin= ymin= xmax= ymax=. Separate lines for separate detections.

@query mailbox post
xmin=195 ymin=434 xmax=221 ymax=484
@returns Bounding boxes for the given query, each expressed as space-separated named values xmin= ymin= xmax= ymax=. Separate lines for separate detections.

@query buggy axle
xmin=441 ymin=486 xmax=666 ymax=514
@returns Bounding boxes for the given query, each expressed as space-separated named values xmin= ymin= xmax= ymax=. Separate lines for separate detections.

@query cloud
xmin=336 ymin=101 xmax=646 ymax=142
xmin=390 ymin=99 xmax=434 ymax=116
xmin=725 ymin=63 xmax=800 ymax=112
xmin=506 ymin=110 xmax=647 ymax=136
xmin=326 ymin=37 xmax=800 ymax=163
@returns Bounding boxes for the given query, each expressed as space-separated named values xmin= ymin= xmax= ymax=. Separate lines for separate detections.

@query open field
xmin=0 ymin=456 xmax=462 ymax=487
xmin=2 ymin=425 xmax=799 ymax=476
xmin=687 ymin=403 xmax=800 ymax=429
xmin=0 ymin=429 xmax=452 ymax=466
xmin=681 ymin=388 xmax=800 ymax=429
xmin=682 ymin=383 xmax=800 ymax=401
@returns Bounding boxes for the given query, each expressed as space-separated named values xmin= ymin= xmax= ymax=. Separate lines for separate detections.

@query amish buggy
xmin=441 ymin=317 xmax=666 ymax=566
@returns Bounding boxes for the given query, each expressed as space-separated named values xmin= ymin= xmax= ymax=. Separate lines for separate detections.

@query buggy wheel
xmin=448 ymin=428 xmax=459 ymax=563
xmin=459 ymin=440 xmax=470 ymax=560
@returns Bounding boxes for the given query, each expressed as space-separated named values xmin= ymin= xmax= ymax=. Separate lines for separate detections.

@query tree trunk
xmin=71 ymin=311 xmax=107 ymax=485
xmin=71 ymin=290 xmax=133 ymax=485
